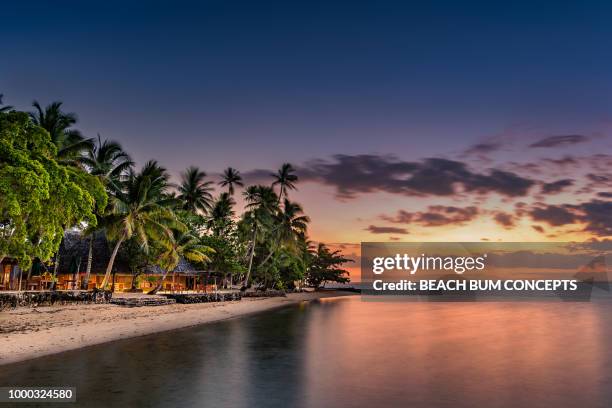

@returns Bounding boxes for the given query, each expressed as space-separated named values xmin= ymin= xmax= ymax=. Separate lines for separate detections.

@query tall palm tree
xmin=99 ymin=161 xmax=178 ymax=289
xmin=271 ymin=163 xmax=298 ymax=203
xmin=219 ymin=167 xmax=243 ymax=195
xmin=241 ymin=185 xmax=279 ymax=288
xmin=208 ymin=192 xmax=235 ymax=235
xmin=259 ymin=198 xmax=310 ymax=268
xmin=177 ymin=166 xmax=214 ymax=214
xmin=80 ymin=136 xmax=134 ymax=289
xmin=0 ymin=94 xmax=12 ymax=112
xmin=148 ymin=228 xmax=213 ymax=294
xmin=30 ymin=101 xmax=93 ymax=164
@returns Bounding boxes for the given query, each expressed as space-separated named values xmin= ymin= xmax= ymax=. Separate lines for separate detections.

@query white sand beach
xmin=0 ymin=291 xmax=349 ymax=366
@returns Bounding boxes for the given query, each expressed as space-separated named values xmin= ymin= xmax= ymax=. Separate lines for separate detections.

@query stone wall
xmin=163 ymin=292 xmax=242 ymax=304
xmin=0 ymin=290 xmax=112 ymax=311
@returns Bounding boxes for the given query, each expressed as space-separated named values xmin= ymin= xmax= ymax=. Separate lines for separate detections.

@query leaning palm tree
xmin=80 ymin=136 xmax=134 ymax=289
xmin=99 ymin=161 xmax=178 ymax=289
xmin=30 ymin=101 xmax=93 ymax=164
xmin=271 ymin=163 xmax=298 ymax=203
xmin=219 ymin=167 xmax=244 ymax=195
xmin=259 ymin=198 xmax=310 ymax=268
xmin=0 ymin=94 xmax=13 ymax=112
xmin=177 ymin=166 xmax=214 ymax=214
xmin=147 ymin=229 xmax=213 ymax=294
xmin=241 ymin=185 xmax=279 ymax=288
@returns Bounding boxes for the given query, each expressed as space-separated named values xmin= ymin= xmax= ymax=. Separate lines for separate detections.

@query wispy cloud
xmin=365 ymin=225 xmax=409 ymax=234
xmin=529 ymin=134 xmax=590 ymax=148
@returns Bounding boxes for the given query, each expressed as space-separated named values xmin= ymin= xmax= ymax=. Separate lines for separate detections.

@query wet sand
xmin=0 ymin=291 xmax=348 ymax=366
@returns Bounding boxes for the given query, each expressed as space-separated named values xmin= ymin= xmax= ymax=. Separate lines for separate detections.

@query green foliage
xmin=177 ymin=166 xmax=214 ymax=214
xmin=200 ymin=233 xmax=245 ymax=276
xmin=30 ymin=101 xmax=93 ymax=165
xmin=100 ymin=160 xmax=179 ymax=287
xmin=305 ymin=243 xmax=352 ymax=288
xmin=0 ymin=111 xmax=106 ymax=269
xmin=1 ymin=102 xmax=350 ymax=292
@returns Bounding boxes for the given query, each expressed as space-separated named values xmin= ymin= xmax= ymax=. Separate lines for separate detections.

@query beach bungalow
xmin=0 ymin=231 xmax=220 ymax=293
xmin=54 ymin=231 xmax=218 ymax=292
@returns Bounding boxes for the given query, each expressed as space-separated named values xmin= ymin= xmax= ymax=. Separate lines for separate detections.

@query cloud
xmin=382 ymin=205 xmax=479 ymax=227
xmin=528 ymin=200 xmax=612 ymax=237
xmin=586 ymin=173 xmax=612 ymax=187
xmin=365 ymin=225 xmax=409 ymax=234
xmin=597 ymin=192 xmax=612 ymax=198
xmin=578 ymin=200 xmax=612 ymax=236
xmin=529 ymin=134 xmax=590 ymax=148
xmin=541 ymin=179 xmax=574 ymax=194
xmin=532 ymin=225 xmax=545 ymax=233
xmin=299 ymin=155 xmax=536 ymax=199
xmin=528 ymin=203 xmax=579 ymax=226
xmin=463 ymin=141 xmax=502 ymax=156
xmin=493 ymin=212 xmax=516 ymax=228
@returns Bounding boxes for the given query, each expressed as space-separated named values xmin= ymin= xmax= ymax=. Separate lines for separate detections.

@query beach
xmin=0 ymin=291 xmax=348 ymax=366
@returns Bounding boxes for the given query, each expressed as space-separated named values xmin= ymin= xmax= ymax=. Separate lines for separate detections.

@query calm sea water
xmin=2 ymin=296 xmax=612 ymax=408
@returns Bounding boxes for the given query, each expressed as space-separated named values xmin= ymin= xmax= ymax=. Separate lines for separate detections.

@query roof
xmin=57 ymin=231 xmax=198 ymax=275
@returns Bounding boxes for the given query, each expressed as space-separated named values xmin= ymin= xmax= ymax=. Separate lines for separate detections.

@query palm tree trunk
xmin=243 ymin=226 xmax=257 ymax=289
xmin=0 ymin=255 xmax=4 ymax=266
xmin=258 ymin=247 xmax=275 ymax=269
xmin=148 ymin=270 xmax=169 ymax=295
xmin=82 ymin=236 xmax=94 ymax=290
xmin=51 ymin=253 xmax=60 ymax=291
xmin=100 ymin=237 xmax=124 ymax=289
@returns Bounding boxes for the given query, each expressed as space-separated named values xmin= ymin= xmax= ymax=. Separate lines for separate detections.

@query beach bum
xmin=372 ymin=279 xmax=579 ymax=291
xmin=372 ymin=254 xmax=487 ymax=275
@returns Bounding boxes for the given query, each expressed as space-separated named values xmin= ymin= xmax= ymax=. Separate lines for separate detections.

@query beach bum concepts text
xmin=372 ymin=253 xmax=577 ymax=291
xmin=361 ymin=242 xmax=611 ymax=301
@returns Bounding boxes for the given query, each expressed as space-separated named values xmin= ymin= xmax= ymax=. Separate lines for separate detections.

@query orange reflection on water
xmin=304 ymin=297 xmax=610 ymax=408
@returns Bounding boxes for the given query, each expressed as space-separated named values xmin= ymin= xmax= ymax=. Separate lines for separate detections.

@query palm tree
xmin=0 ymin=94 xmax=12 ymax=112
xmin=80 ymin=136 xmax=134 ymax=289
xmin=147 ymin=228 xmax=213 ymax=294
xmin=177 ymin=166 xmax=214 ymax=214
xmin=81 ymin=135 xmax=134 ymax=190
xmin=241 ymin=185 xmax=279 ymax=288
xmin=30 ymin=101 xmax=93 ymax=164
xmin=271 ymin=163 xmax=298 ymax=203
xmin=219 ymin=167 xmax=243 ymax=195
xmin=258 ymin=198 xmax=310 ymax=268
xmin=208 ymin=192 xmax=235 ymax=235
xmin=99 ymin=161 xmax=178 ymax=289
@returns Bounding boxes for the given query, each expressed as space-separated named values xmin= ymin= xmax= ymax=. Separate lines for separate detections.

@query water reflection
xmin=1 ymin=297 xmax=612 ymax=407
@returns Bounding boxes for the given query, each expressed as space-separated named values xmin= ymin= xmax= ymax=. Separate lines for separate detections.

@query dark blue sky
xmin=3 ymin=0 xmax=612 ymax=175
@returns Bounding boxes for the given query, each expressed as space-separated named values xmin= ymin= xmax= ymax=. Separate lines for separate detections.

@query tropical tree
xmin=240 ymin=185 xmax=279 ymax=288
xmin=257 ymin=198 xmax=309 ymax=270
xmin=219 ymin=167 xmax=243 ymax=195
xmin=305 ymin=243 xmax=351 ymax=288
xmin=207 ymin=192 xmax=235 ymax=236
xmin=271 ymin=163 xmax=298 ymax=203
xmin=0 ymin=94 xmax=12 ymax=112
xmin=177 ymin=166 xmax=214 ymax=214
xmin=99 ymin=161 xmax=178 ymax=289
xmin=80 ymin=136 xmax=134 ymax=288
xmin=147 ymin=228 xmax=213 ymax=294
xmin=30 ymin=101 xmax=93 ymax=164
xmin=0 ymin=111 xmax=106 ymax=270
xmin=81 ymin=135 xmax=133 ymax=190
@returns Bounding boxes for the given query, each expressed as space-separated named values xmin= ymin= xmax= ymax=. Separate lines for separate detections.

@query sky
xmin=2 ymin=0 xmax=612 ymax=276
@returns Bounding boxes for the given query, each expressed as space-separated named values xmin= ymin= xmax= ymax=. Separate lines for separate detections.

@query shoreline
xmin=0 ymin=291 xmax=352 ymax=366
